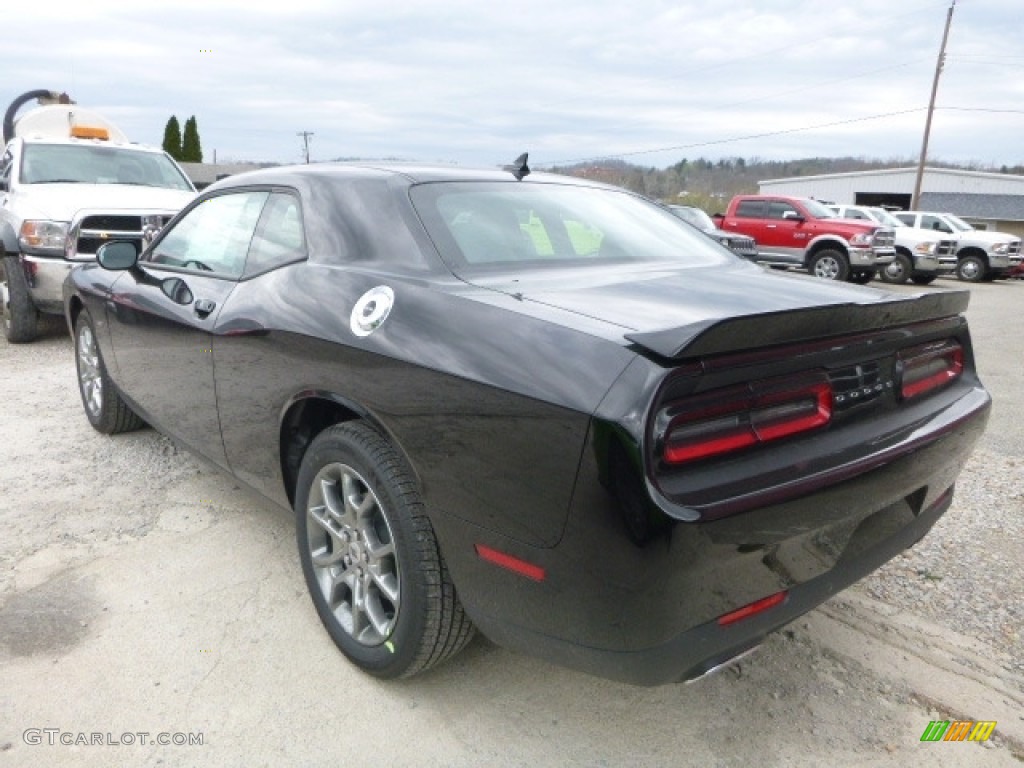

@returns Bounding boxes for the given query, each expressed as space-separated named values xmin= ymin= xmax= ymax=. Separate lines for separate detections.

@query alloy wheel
xmin=77 ymin=322 xmax=104 ymax=419
xmin=306 ymin=462 xmax=400 ymax=646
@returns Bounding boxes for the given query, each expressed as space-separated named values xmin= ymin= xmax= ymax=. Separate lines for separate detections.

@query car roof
xmin=206 ymin=161 xmax=614 ymax=192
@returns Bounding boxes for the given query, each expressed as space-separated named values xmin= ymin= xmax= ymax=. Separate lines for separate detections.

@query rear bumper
xmin=474 ymin=486 xmax=954 ymax=686
xmin=437 ymin=385 xmax=990 ymax=685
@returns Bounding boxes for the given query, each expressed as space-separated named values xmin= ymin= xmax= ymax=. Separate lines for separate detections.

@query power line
xmin=538 ymin=107 xmax=928 ymax=167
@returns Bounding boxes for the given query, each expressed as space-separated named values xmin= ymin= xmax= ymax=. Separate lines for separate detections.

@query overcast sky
xmin=4 ymin=0 xmax=1021 ymax=170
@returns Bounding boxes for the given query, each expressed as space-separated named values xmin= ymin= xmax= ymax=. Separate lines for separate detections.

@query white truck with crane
xmin=0 ymin=89 xmax=195 ymax=342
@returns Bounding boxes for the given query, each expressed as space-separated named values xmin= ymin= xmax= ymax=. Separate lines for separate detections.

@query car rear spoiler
xmin=624 ymin=291 xmax=971 ymax=360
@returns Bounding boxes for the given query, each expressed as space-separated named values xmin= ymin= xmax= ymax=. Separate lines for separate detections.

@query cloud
xmin=2 ymin=0 xmax=1020 ymax=168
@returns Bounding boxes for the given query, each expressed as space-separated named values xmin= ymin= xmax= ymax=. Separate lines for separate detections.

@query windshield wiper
xmin=32 ymin=179 xmax=83 ymax=184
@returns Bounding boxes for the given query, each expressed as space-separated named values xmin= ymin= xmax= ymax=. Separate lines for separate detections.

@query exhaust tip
xmin=683 ymin=642 xmax=762 ymax=685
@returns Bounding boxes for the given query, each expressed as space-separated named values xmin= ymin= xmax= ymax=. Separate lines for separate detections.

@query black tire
xmin=295 ymin=422 xmax=474 ymax=679
xmin=910 ymin=275 xmax=937 ymax=285
xmin=1 ymin=254 xmax=40 ymax=343
xmin=850 ymin=269 xmax=874 ymax=284
xmin=880 ymin=254 xmax=912 ymax=285
xmin=74 ymin=312 xmax=146 ymax=434
xmin=808 ymin=249 xmax=850 ymax=281
xmin=956 ymin=255 xmax=987 ymax=283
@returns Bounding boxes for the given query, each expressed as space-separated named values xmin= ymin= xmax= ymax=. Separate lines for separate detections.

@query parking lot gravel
xmin=0 ymin=277 xmax=1021 ymax=767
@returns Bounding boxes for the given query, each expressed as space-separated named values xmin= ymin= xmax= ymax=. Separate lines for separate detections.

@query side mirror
xmin=96 ymin=241 xmax=139 ymax=271
xmin=0 ymin=177 xmax=8 ymax=192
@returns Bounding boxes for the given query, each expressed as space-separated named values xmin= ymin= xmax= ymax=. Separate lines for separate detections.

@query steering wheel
xmin=183 ymin=259 xmax=214 ymax=272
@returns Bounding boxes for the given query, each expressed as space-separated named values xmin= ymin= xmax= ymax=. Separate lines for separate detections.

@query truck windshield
xmin=868 ymin=208 xmax=906 ymax=228
xmin=801 ymin=198 xmax=837 ymax=218
xmin=411 ymin=182 xmax=731 ymax=271
xmin=942 ymin=214 xmax=974 ymax=232
xmin=668 ymin=206 xmax=715 ymax=232
xmin=19 ymin=144 xmax=193 ymax=191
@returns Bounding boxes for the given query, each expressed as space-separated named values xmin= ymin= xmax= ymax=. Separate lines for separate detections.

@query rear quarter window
xmin=735 ymin=200 xmax=766 ymax=218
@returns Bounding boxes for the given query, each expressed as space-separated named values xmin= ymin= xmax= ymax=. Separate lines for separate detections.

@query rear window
xmin=410 ymin=181 xmax=729 ymax=271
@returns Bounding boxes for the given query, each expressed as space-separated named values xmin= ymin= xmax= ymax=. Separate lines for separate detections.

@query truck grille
xmin=725 ymin=235 xmax=757 ymax=256
xmin=937 ymin=239 xmax=957 ymax=265
xmin=871 ymin=229 xmax=896 ymax=249
xmin=67 ymin=212 xmax=177 ymax=261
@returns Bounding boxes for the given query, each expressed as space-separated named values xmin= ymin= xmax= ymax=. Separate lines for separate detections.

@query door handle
xmin=766 ymin=224 xmax=777 ymax=228
xmin=194 ymin=298 xmax=216 ymax=318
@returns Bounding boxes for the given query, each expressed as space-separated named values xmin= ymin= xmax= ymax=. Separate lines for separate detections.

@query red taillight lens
xmin=898 ymin=340 xmax=963 ymax=400
xmin=662 ymin=373 xmax=832 ymax=465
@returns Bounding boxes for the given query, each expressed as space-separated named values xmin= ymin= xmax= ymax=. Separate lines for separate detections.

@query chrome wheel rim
xmin=885 ymin=260 xmax=906 ymax=280
xmin=77 ymin=323 xmax=103 ymax=418
xmin=306 ymin=463 xmax=400 ymax=646
xmin=814 ymin=256 xmax=840 ymax=279
xmin=960 ymin=260 xmax=981 ymax=280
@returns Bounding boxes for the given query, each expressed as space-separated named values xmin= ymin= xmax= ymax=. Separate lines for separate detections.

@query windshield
xmin=411 ymin=182 xmax=731 ymax=271
xmin=19 ymin=143 xmax=194 ymax=191
xmin=668 ymin=205 xmax=715 ymax=232
xmin=868 ymin=207 xmax=906 ymax=227
xmin=942 ymin=213 xmax=974 ymax=232
xmin=801 ymin=198 xmax=836 ymax=218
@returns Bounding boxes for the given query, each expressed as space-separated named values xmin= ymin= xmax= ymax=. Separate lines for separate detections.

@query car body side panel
xmin=210 ymin=263 xmax=636 ymax=548
xmin=104 ymin=265 xmax=237 ymax=468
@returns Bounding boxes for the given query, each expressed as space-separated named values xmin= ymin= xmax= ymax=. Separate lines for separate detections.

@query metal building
xmin=758 ymin=167 xmax=1024 ymax=238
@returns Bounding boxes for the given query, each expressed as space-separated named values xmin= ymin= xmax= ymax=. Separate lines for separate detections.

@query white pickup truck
xmin=0 ymin=89 xmax=195 ymax=342
xmin=827 ymin=204 xmax=956 ymax=285
xmin=893 ymin=210 xmax=1022 ymax=283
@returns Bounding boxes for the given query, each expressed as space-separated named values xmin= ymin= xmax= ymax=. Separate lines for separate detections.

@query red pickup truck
xmin=716 ymin=195 xmax=896 ymax=283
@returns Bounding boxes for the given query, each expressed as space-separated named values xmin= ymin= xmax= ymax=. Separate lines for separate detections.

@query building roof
xmin=178 ymin=161 xmax=277 ymax=187
xmin=758 ymin=165 xmax=1024 ymax=186
xmin=918 ymin=192 xmax=1024 ymax=222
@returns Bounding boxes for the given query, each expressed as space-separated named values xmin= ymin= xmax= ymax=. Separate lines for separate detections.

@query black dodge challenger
xmin=63 ymin=161 xmax=990 ymax=685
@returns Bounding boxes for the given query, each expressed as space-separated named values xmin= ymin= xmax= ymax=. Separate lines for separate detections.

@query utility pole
xmin=297 ymin=131 xmax=314 ymax=164
xmin=912 ymin=0 xmax=955 ymax=209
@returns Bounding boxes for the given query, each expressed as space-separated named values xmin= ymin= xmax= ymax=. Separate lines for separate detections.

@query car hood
xmin=11 ymin=184 xmax=195 ymax=221
xmin=950 ymin=229 xmax=1019 ymax=244
xmin=461 ymin=260 xmax=966 ymax=358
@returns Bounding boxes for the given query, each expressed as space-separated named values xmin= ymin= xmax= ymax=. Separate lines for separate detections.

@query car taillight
xmin=898 ymin=340 xmax=963 ymax=400
xmin=660 ymin=372 xmax=832 ymax=465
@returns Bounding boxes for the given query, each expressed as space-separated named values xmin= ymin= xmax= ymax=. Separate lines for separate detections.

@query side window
xmin=921 ymin=215 xmax=951 ymax=233
xmin=735 ymin=200 xmax=765 ymax=218
xmin=894 ymin=213 xmax=914 ymax=227
xmin=244 ymin=193 xmax=306 ymax=277
xmin=148 ymin=191 xmax=269 ymax=278
xmin=767 ymin=201 xmax=799 ymax=220
xmin=845 ymin=209 xmax=868 ymax=220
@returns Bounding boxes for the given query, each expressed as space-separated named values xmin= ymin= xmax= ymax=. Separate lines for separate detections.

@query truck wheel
xmin=880 ymin=254 xmax=912 ymax=285
xmin=956 ymin=255 xmax=986 ymax=283
xmin=910 ymin=275 xmax=937 ymax=285
xmin=809 ymin=249 xmax=850 ymax=281
xmin=1 ymin=255 xmax=40 ymax=343
xmin=850 ymin=269 xmax=874 ymax=284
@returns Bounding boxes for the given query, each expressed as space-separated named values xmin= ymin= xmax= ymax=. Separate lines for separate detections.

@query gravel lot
xmin=0 ymin=277 xmax=1021 ymax=767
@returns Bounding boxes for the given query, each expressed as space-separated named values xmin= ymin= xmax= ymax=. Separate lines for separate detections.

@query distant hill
xmin=548 ymin=156 xmax=1024 ymax=214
